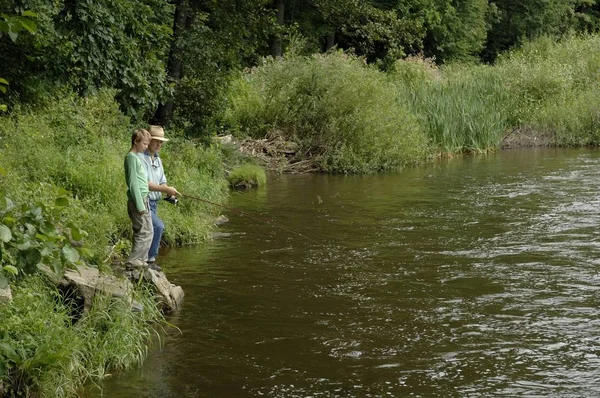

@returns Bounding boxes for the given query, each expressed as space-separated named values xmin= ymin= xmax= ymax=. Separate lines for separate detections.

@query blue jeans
xmin=148 ymin=200 xmax=164 ymax=260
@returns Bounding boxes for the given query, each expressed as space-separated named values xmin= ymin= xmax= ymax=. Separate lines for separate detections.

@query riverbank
xmin=0 ymin=90 xmax=229 ymax=396
xmin=224 ymin=35 xmax=600 ymax=173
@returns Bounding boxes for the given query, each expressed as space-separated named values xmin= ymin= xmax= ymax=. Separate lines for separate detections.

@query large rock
xmin=59 ymin=266 xmax=134 ymax=311
xmin=0 ymin=285 xmax=12 ymax=303
xmin=142 ymin=269 xmax=184 ymax=312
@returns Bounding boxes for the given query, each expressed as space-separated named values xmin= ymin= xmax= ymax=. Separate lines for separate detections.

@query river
xmin=90 ymin=148 xmax=600 ymax=397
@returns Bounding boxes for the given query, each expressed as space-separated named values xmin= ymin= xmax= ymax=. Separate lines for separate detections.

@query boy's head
xmin=131 ymin=129 xmax=151 ymax=146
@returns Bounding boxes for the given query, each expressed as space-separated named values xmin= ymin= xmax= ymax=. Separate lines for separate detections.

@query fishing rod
xmin=179 ymin=192 xmax=322 ymax=245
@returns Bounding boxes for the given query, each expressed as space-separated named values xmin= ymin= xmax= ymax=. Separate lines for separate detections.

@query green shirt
xmin=124 ymin=152 xmax=149 ymax=212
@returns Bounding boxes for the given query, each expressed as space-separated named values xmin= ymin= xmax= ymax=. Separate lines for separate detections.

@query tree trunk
xmin=153 ymin=0 xmax=189 ymax=126
xmin=270 ymin=0 xmax=285 ymax=57
xmin=325 ymin=31 xmax=335 ymax=51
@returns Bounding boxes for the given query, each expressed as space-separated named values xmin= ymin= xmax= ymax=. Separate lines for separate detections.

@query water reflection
xmin=90 ymin=148 xmax=600 ymax=397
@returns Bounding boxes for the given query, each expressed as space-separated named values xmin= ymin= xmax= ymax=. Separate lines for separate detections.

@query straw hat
xmin=148 ymin=125 xmax=169 ymax=142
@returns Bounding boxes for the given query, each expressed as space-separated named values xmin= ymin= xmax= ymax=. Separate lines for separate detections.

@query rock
xmin=216 ymin=134 xmax=233 ymax=145
xmin=0 ymin=285 xmax=12 ymax=303
xmin=214 ymin=214 xmax=229 ymax=226
xmin=59 ymin=265 xmax=134 ymax=311
xmin=142 ymin=269 xmax=185 ymax=312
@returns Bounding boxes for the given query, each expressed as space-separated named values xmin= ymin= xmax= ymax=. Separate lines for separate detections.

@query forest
xmin=2 ymin=0 xmax=600 ymax=135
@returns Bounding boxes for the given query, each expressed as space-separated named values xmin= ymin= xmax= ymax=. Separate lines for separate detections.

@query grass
xmin=0 ymin=89 xmax=228 ymax=262
xmin=225 ymin=34 xmax=600 ymax=161
xmin=0 ymin=274 xmax=165 ymax=397
xmin=227 ymin=163 xmax=267 ymax=188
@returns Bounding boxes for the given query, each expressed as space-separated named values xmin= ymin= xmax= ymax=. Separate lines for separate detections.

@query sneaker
xmin=125 ymin=259 xmax=146 ymax=270
xmin=148 ymin=262 xmax=162 ymax=272
xmin=148 ymin=257 xmax=156 ymax=263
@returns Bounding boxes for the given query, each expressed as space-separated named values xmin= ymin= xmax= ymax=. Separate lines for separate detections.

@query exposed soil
xmin=234 ymin=131 xmax=320 ymax=173
xmin=500 ymin=126 xmax=555 ymax=149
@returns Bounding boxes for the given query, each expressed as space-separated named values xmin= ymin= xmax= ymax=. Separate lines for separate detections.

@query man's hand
xmin=165 ymin=186 xmax=179 ymax=197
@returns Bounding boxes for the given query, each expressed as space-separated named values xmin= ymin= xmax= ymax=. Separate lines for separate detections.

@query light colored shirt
xmin=139 ymin=152 xmax=167 ymax=201
xmin=124 ymin=152 xmax=149 ymax=212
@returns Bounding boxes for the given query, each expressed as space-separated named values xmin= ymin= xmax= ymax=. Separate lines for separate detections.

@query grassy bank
xmin=224 ymin=34 xmax=600 ymax=170
xmin=0 ymin=275 xmax=163 ymax=396
xmin=0 ymin=89 xmax=228 ymax=264
xmin=0 ymin=89 xmax=229 ymax=396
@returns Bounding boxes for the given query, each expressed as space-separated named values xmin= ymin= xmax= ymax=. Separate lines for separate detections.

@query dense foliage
xmin=0 ymin=275 xmax=164 ymax=396
xmin=3 ymin=0 xmax=600 ymax=136
xmin=0 ymin=89 xmax=228 ymax=266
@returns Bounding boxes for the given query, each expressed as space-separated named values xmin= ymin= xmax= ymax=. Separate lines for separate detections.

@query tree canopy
xmin=1 ymin=0 xmax=599 ymax=135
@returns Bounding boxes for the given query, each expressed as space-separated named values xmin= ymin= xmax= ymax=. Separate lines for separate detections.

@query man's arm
xmin=148 ymin=181 xmax=179 ymax=197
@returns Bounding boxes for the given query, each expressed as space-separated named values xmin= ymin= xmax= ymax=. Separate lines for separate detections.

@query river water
xmin=91 ymin=148 xmax=600 ymax=397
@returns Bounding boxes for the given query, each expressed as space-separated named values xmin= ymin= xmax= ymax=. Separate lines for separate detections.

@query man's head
xmin=147 ymin=125 xmax=169 ymax=154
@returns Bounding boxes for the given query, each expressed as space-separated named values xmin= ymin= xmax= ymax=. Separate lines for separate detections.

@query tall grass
xmin=0 ymin=89 xmax=228 ymax=262
xmin=224 ymin=51 xmax=430 ymax=173
xmin=0 ymin=275 xmax=164 ymax=397
xmin=391 ymin=59 xmax=512 ymax=153
xmin=494 ymin=35 xmax=600 ymax=143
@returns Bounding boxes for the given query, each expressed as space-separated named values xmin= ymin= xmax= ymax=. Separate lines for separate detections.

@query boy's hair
xmin=131 ymin=129 xmax=151 ymax=145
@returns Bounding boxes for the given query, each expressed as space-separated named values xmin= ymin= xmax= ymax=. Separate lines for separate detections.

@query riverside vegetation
xmin=0 ymin=90 xmax=229 ymax=396
xmin=224 ymin=35 xmax=600 ymax=172
xmin=3 ymin=33 xmax=600 ymax=397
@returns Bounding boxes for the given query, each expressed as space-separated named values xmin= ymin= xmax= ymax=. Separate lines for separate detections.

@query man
xmin=139 ymin=125 xmax=180 ymax=266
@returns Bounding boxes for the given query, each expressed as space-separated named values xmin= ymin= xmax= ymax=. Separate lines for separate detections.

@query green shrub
xmin=0 ymin=188 xmax=90 ymax=288
xmin=225 ymin=51 xmax=430 ymax=173
xmin=495 ymin=35 xmax=600 ymax=125
xmin=227 ymin=164 xmax=267 ymax=188
xmin=531 ymin=88 xmax=600 ymax=146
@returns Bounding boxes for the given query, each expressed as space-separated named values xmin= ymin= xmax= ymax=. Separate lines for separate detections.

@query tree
xmin=483 ymin=0 xmax=579 ymax=61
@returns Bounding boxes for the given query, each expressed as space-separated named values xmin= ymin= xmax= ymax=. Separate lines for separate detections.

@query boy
xmin=124 ymin=129 xmax=158 ymax=271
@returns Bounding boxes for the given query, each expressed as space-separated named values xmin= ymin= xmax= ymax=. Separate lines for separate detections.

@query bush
xmin=225 ymin=51 xmax=430 ymax=173
xmin=227 ymin=164 xmax=267 ymax=188
xmin=531 ymin=88 xmax=600 ymax=146
xmin=495 ymin=35 xmax=600 ymax=125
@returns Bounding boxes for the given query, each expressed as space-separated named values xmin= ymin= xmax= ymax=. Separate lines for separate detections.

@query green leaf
xmin=16 ymin=241 xmax=31 ymax=251
xmin=55 ymin=197 xmax=69 ymax=207
xmin=0 ymin=105 xmax=6 ymax=112
xmin=0 ymin=342 xmax=21 ymax=363
xmin=0 ymin=224 xmax=11 ymax=242
xmin=0 ymin=86 xmax=6 ymax=94
xmin=2 ymin=265 xmax=18 ymax=275
xmin=56 ymin=187 xmax=69 ymax=196
xmin=21 ymin=10 xmax=37 ymax=18
xmin=23 ymin=248 xmax=41 ymax=271
xmin=0 ymin=273 xmax=7 ymax=289
xmin=62 ymin=246 xmax=80 ymax=263
xmin=0 ymin=78 xmax=8 ymax=85
xmin=70 ymin=226 xmax=83 ymax=241
xmin=19 ymin=19 xmax=36 ymax=33
xmin=0 ymin=167 xmax=6 ymax=176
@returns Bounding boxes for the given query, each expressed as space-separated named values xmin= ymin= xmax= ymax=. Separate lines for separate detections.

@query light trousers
xmin=127 ymin=198 xmax=153 ymax=264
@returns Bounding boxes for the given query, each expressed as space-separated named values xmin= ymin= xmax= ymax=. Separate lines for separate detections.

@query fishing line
xmin=180 ymin=192 xmax=322 ymax=245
